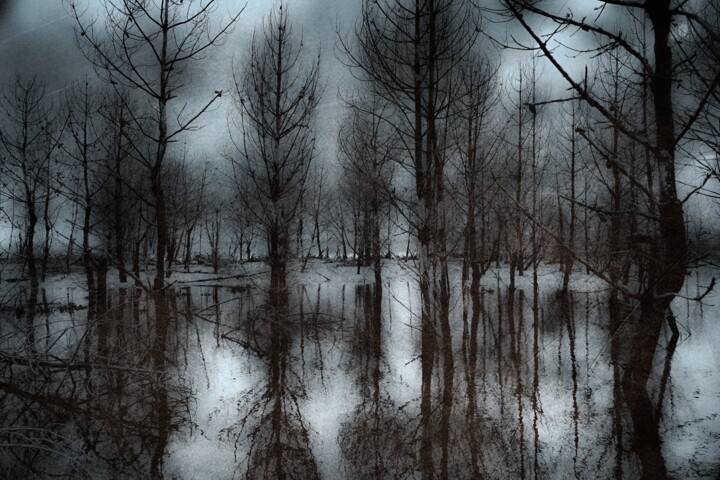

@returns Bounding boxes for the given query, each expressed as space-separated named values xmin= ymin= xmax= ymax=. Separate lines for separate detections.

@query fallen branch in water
xmin=0 ymin=352 xmax=164 ymax=375
xmin=220 ymin=333 xmax=265 ymax=358
xmin=695 ymin=276 xmax=716 ymax=302
xmin=175 ymin=271 xmax=269 ymax=285
xmin=654 ymin=276 xmax=716 ymax=304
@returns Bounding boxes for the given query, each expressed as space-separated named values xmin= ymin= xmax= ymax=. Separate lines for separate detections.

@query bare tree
xmin=553 ymin=99 xmax=586 ymax=292
xmin=68 ymin=0 xmax=242 ymax=290
xmin=203 ymin=190 xmax=223 ymax=274
xmin=340 ymin=0 xmax=480 ymax=476
xmin=448 ymin=56 xmax=499 ymax=293
xmin=338 ymin=93 xmax=397 ymax=280
xmin=178 ymin=158 xmax=210 ymax=272
xmin=302 ymin=165 xmax=329 ymax=264
xmin=161 ymin=153 xmax=210 ymax=275
xmin=228 ymin=172 xmax=261 ymax=263
xmin=230 ymin=2 xmax=321 ymax=285
xmin=581 ymin=48 xmax=648 ymax=290
xmin=495 ymin=2 xmax=720 ymax=477
xmin=324 ymin=182 xmax=353 ymax=261
xmin=0 ymin=77 xmax=60 ymax=291
xmin=100 ymin=92 xmax=133 ymax=283
xmin=496 ymin=62 xmax=548 ymax=292
xmin=62 ymin=79 xmax=109 ymax=297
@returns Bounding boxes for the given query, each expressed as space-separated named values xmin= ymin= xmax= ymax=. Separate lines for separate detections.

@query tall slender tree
xmin=68 ymin=0 xmax=242 ymax=290
xmin=449 ymin=56 xmax=498 ymax=295
xmin=230 ymin=2 xmax=321 ymax=287
xmin=0 ymin=77 xmax=59 ymax=291
xmin=338 ymin=93 xmax=397 ymax=281
xmin=63 ymin=79 xmax=108 ymax=297
xmin=340 ymin=0 xmax=479 ymax=476
xmin=497 ymin=2 xmax=720 ymax=477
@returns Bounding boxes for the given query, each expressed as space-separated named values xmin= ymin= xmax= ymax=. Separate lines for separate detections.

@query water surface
xmin=1 ymin=261 xmax=718 ymax=478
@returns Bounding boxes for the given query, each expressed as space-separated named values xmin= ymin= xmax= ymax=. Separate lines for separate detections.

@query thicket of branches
xmin=0 ymin=0 xmax=716 ymax=302
xmin=0 ymin=2 xmax=719 ymax=479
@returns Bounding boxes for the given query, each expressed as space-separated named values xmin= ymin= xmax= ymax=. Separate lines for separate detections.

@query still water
xmin=1 ymin=262 xmax=718 ymax=479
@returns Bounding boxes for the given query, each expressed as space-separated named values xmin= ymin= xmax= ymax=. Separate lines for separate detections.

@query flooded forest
xmin=1 ymin=0 xmax=720 ymax=479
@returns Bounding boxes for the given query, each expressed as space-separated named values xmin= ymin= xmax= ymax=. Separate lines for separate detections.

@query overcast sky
xmin=0 ymin=0 xmax=361 ymax=86
xmin=0 ymin=0 xmax=363 ymax=166
xmin=0 ymin=0 xmax=624 ymax=169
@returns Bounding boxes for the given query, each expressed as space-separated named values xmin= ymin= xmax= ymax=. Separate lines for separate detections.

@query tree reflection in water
xmin=222 ymin=268 xmax=321 ymax=479
xmin=0 ymin=285 xmax=194 ymax=479
xmin=338 ymin=282 xmax=415 ymax=478
xmin=1 ymin=264 xmax=718 ymax=478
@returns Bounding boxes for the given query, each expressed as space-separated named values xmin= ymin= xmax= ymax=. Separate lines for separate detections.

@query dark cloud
xmin=0 ymin=0 xmax=88 ymax=92
xmin=0 ymin=0 xmax=360 ymax=159
xmin=0 ymin=0 xmax=12 ymax=22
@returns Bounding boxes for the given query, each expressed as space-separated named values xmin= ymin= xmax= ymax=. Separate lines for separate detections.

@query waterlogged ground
xmin=0 ymin=260 xmax=718 ymax=479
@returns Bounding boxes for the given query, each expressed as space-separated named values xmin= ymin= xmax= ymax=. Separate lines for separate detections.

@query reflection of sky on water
xmin=166 ymin=327 xmax=259 ymax=479
xmin=302 ymin=347 xmax=357 ymax=478
xmin=662 ymin=270 xmax=720 ymax=477
xmin=385 ymin=278 xmax=422 ymax=406
xmin=1 ymin=262 xmax=719 ymax=478
xmin=160 ymin=268 xmax=719 ymax=478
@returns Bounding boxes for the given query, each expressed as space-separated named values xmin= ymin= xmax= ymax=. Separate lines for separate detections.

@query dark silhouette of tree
xmin=0 ymin=77 xmax=60 ymax=292
xmin=228 ymin=172 xmax=261 ymax=263
xmin=68 ymin=0 xmax=242 ymax=291
xmin=337 ymin=93 xmax=396 ymax=280
xmin=302 ymin=165 xmax=329 ymax=264
xmin=340 ymin=1 xmax=480 ymax=476
xmin=62 ymin=79 xmax=110 ymax=301
xmin=501 ymin=64 xmax=533 ymax=291
xmin=162 ymin=154 xmax=210 ymax=275
xmin=553 ymin=99 xmax=587 ymax=292
xmin=230 ymin=2 xmax=321 ymax=286
xmin=101 ymin=92 xmax=132 ymax=284
xmin=495 ymin=2 xmax=720 ymax=477
xmin=448 ymin=56 xmax=499 ymax=295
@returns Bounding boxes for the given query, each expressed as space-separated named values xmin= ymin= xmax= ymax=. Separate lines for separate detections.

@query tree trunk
xmin=562 ymin=107 xmax=577 ymax=292
xmin=314 ymin=215 xmax=322 ymax=259
xmin=183 ymin=227 xmax=193 ymax=272
xmin=114 ymin=116 xmax=127 ymax=283
xmin=152 ymin=3 xmax=171 ymax=292
xmin=25 ymin=197 xmax=38 ymax=290
xmin=151 ymin=163 xmax=168 ymax=290
xmin=41 ymin=175 xmax=51 ymax=283
xmin=647 ymin=3 xmax=686 ymax=305
xmin=213 ymin=210 xmax=220 ymax=274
